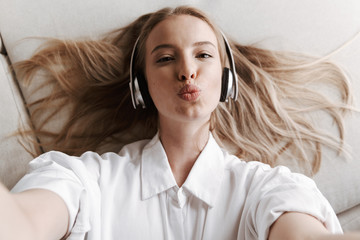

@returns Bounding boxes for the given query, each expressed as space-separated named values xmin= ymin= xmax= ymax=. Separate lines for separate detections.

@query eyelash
xmin=197 ymin=53 xmax=212 ymax=59
xmin=156 ymin=56 xmax=175 ymax=63
xmin=156 ymin=53 xmax=213 ymax=63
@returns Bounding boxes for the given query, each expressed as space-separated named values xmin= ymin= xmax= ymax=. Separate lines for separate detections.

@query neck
xmin=158 ymin=116 xmax=210 ymax=187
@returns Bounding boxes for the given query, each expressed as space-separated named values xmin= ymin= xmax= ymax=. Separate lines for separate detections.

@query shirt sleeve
xmin=11 ymin=151 xmax=101 ymax=240
xmin=244 ymin=163 xmax=342 ymax=240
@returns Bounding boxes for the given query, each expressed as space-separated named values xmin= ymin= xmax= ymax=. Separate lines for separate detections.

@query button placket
xmin=165 ymin=187 xmax=188 ymax=240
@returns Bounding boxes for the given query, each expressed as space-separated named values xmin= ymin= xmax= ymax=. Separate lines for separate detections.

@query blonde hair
xmin=14 ymin=6 xmax=352 ymax=174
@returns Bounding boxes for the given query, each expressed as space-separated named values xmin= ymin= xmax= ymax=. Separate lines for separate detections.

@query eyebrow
xmin=151 ymin=41 xmax=217 ymax=54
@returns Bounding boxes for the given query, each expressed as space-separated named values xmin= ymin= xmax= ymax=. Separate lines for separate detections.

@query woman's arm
xmin=268 ymin=212 xmax=360 ymax=240
xmin=0 ymin=182 xmax=69 ymax=240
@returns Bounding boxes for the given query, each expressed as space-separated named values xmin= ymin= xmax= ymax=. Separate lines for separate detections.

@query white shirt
xmin=12 ymin=133 xmax=342 ymax=240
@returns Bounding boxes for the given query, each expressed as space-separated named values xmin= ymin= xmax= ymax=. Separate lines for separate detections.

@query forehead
xmin=146 ymin=15 xmax=218 ymax=50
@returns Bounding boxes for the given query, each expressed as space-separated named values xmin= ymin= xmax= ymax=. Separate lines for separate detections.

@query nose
xmin=180 ymin=73 xmax=196 ymax=81
xmin=178 ymin=56 xmax=197 ymax=81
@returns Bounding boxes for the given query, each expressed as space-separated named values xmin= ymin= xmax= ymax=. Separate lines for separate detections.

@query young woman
xmin=1 ymin=6 xmax=359 ymax=240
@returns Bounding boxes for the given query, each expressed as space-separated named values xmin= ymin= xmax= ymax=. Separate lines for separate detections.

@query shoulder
xmin=222 ymin=152 xmax=273 ymax=177
xmin=219 ymin=151 xmax=341 ymax=238
xmin=222 ymin=152 xmax=316 ymax=191
xmin=31 ymin=138 xmax=151 ymax=179
xmin=114 ymin=138 xmax=151 ymax=161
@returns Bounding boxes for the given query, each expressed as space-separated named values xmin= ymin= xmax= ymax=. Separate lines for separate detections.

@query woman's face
xmin=145 ymin=15 xmax=222 ymax=126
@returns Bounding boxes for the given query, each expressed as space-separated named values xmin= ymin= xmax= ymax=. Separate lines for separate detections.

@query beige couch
xmin=0 ymin=0 xmax=359 ymax=232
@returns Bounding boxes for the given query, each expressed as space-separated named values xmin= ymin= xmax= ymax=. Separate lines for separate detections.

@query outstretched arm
xmin=0 ymin=182 xmax=69 ymax=240
xmin=268 ymin=212 xmax=360 ymax=240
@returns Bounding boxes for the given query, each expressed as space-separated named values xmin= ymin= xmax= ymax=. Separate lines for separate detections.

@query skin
xmin=0 ymin=14 xmax=359 ymax=240
xmin=0 ymin=183 xmax=69 ymax=240
xmin=145 ymin=15 xmax=222 ymax=186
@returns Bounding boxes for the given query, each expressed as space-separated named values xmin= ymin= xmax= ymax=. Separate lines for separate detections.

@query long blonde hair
xmin=14 ymin=6 xmax=352 ymax=174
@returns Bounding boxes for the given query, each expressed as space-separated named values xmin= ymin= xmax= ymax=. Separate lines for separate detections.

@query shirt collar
xmin=141 ymin=133 xmax=177 ymax=201
xmin=182 ymin=133 xmax=225 ymax=207
xmin=141 ymin=132 xmax=225 ymax=208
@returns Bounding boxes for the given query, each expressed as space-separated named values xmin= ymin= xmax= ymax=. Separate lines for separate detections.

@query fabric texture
xmin=12 ymin=133 xmax=342 ymax=240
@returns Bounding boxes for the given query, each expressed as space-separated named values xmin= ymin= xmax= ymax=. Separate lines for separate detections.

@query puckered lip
xmin=178 ymin=84 xmax=201 ymax=94
xmin=177 ymin=84 xmax=201 ymax=101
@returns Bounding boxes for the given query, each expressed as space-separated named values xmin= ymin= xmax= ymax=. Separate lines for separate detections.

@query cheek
xmin=147 ymin=77 xmax=160 ymax=102
xmin=146 ymin=69 xmax=172 ymax=105
xmin=145 ymin=66 xmax=158 ymax=96
xmin=202 ymin=66 xmax=223 ymax=98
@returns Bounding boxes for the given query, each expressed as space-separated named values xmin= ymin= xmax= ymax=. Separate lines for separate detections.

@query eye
xmin=196 ymin=53 xmax=212 ymax=59
xmin=156 ymin=56 xmax=175 ymax=63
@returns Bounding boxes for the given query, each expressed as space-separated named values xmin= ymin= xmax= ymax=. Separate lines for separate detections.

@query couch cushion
xmin=338 ymin=204 xmax=360 ymax=232
xmin=0 ymin=53 xmax=33 ymax=189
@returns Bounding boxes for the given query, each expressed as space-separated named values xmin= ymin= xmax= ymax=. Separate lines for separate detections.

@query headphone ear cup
xmin=136 ymin=73 xmax=153 ymax=108
xmin=220 ymin=67 xmax=232 ymax=102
